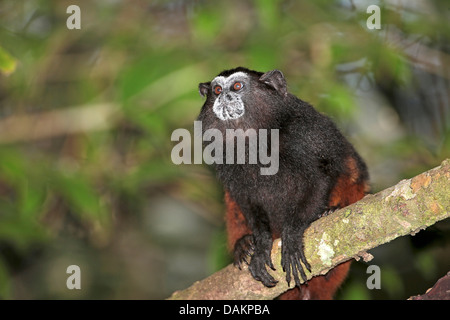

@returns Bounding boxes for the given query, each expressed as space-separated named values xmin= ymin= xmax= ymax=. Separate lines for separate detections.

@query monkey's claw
xmin=319 ymin=205 xmax=339 ymax=218
xmin=281 ymin=233 xmax=311 ymax=287
xmin=234 ymin=234 xmax=277 ymax=287
xmin=248 ymin=249 xmax=278 ymax=288
xmin=233 ymin=234 xmax=255 ymax=269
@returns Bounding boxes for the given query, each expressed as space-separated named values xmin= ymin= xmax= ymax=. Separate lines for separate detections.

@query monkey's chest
xmin=220 ymin=164 xmax=301 ymax=230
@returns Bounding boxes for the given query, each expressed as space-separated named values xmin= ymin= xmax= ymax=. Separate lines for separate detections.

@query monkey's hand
xmin=281 ymin=228 xmax=311 ymax=287
xmin=234 ymin=234 xmax=278 ymax=287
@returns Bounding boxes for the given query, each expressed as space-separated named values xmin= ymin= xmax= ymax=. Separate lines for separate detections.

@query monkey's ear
xmin=259 ymin=70 xmax=287 ymax=96
xmin=199 ymin=82 xmax=211 ymax=97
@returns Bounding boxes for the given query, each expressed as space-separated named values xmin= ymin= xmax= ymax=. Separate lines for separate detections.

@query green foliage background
xmin=0 ymin=0 xmax=449 ymax=299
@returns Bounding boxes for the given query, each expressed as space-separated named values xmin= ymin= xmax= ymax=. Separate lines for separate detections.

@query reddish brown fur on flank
xmin=328 ymin=157 xmax=370 ymax=208
xmin=225 ymin=155 xmax=368 ymax=300
xmin=225 ymin=192 xmax=251 ymax=250
xmin=278 ymin=261 xmax=351 ymax=300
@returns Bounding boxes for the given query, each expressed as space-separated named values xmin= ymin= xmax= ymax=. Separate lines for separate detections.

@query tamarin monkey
xmin=197 ymin=67 xmax=369 ymax=299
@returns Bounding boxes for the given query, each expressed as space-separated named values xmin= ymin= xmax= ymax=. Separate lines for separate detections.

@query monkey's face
xmin=209 ymin=72 xmax=248 ymax=121
xmin=198 ymin=67 xmax=288 ymax=130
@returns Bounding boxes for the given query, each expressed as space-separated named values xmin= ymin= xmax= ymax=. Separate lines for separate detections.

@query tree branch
xmin=168 ymin=159 xmax=450 ymax=300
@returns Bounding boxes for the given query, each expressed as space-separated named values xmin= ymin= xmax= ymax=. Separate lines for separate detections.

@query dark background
xmin=0 ymin=0 xmax=449 ymax=299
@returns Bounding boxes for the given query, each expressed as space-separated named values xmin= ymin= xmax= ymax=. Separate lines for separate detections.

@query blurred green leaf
xmin=190 ymin=6 xmax=224 ymax=42
xmin=415 ymin=251 xmax=437 ymax=280
xmin=0 ymin=215 xmax=49 ymax=250
xmin=118 ymin=52 xmax=186 ymax=102
xmin=207 ymin=229 xmax=230 ymax=273
xmin=128 ymin=159 xmax=182 ymax=188
xmin=0 ymin=150 xmax=47 ymax=220
xmin=318 ymin=83 xmax=356 ymax=119
xmin=0 ymin=259 xmax=11 ymax=299
xmin=339 ymin=281 xmax=371 ymax=300
xmin=19 ymin=180 xmax=46 ymax=220
xmin=380 ymin=267 xmax=404 ymax=298
xmin=0 ymin=149 xmax=27 ymax=184
xmin=254 ymin=0 xmax=281 ymax=30
xmin=248 ymin=41 xmax=280 ymax=71
xmin=0 ymin=46 xmax=17 ymax=75
xmin=54 ymin=172 xmax=109 ymax=227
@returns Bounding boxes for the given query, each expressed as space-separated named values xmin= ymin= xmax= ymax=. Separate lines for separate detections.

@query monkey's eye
xmin=233 ymin=82 xmax=243 ymax=91
xmin=214 ymin=85 xmax=222 ymax=95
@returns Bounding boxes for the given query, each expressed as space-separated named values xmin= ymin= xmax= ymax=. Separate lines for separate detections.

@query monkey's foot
xmin=233 ymin=234 xmax=255 ymax=269
xmin=248 ymin=248 xmax=278 ymax=288
xmin=319 ymin=205 xmax=339 ymax=218
xmin=234 ymin=234 xmax=277 ymax=287
xmin=281 ymin=232 xmax=311 ymax=287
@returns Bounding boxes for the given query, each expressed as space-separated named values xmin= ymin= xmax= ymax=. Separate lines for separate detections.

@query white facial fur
xmin=211 ymin=72 xmax=248 ymax=121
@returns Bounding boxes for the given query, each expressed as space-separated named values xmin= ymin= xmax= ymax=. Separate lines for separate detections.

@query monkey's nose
xmin=226 ymin=94 xmax=233 ymax=101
